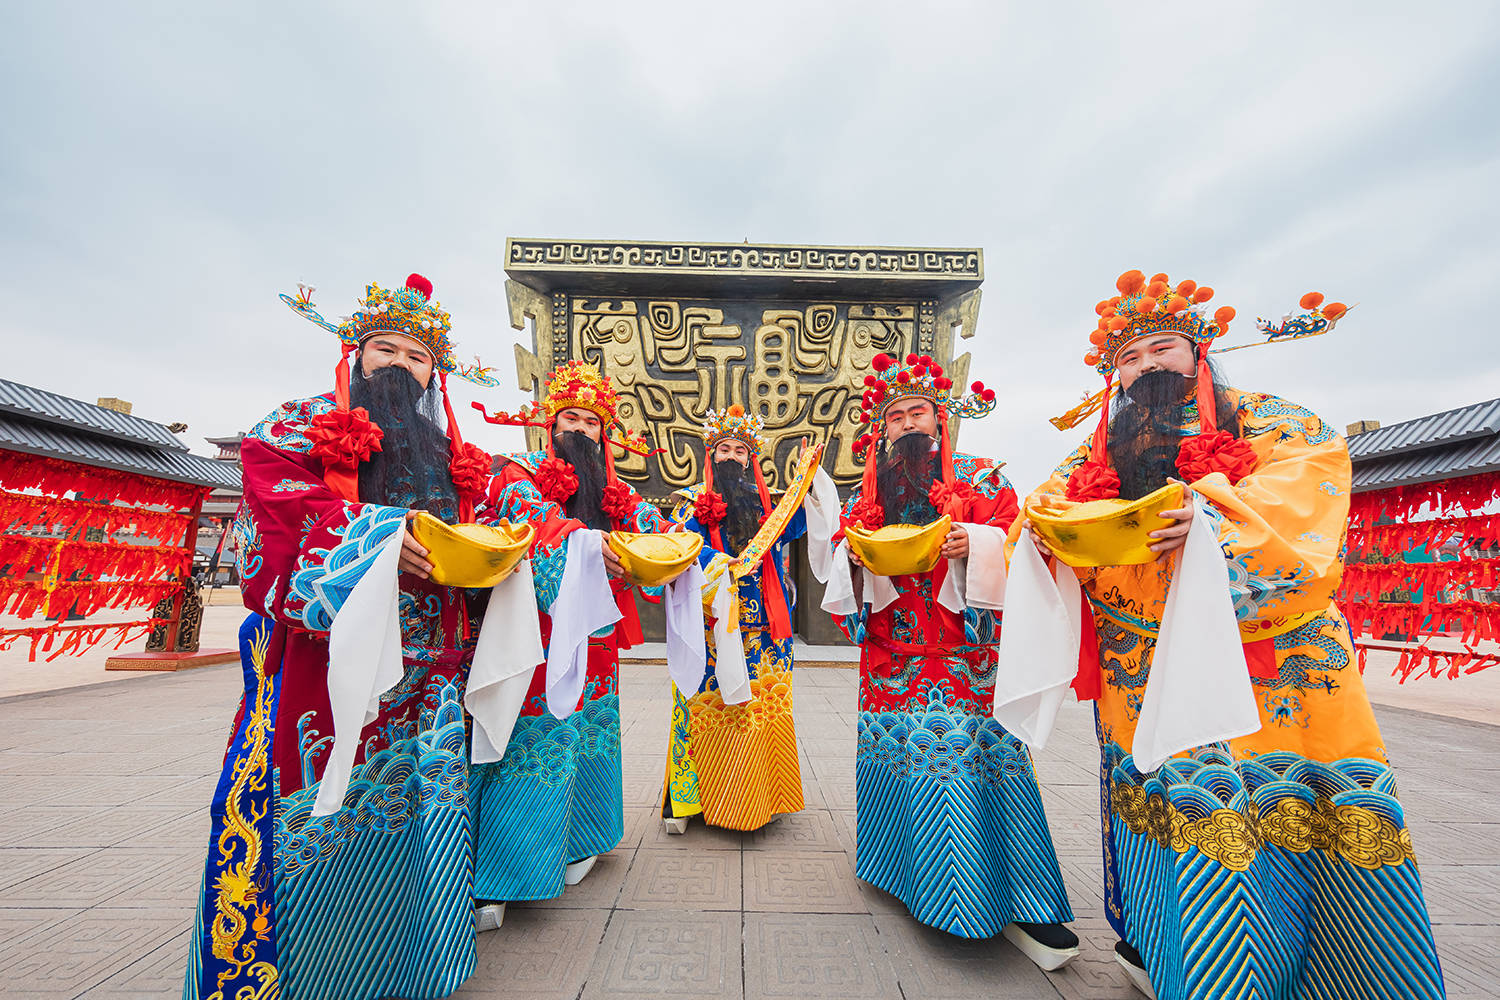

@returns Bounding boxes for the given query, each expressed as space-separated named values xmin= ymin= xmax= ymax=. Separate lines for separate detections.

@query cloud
xmin=1 ymin=0 xmax=1496 ymax=492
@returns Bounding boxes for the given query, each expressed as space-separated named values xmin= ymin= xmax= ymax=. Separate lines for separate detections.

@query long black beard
xmin=712 ymin=458 xmax=764 ymax=556
xmin=1108 ymin=364 xmax=1241 ymax=501
xmin=553 ymin=430 xmax=610 ymax=530
xmin=348 ymin=361 xmax=458 ymax=520
xmin=875 ymin=432 xmax=940 ymax=525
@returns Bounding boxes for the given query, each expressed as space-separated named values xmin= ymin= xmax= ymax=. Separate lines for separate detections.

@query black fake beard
xmin=348 ymin=361 xmax=458 ymax=520
xmin=553 ymin=429 xmax=610 ymax=530
xmin=875 ymin=431 xmax=941 ymax=525
xmin=712 ymin=458 xmax=764 ymax=556
xmin=1108 ymin=366 xmax=1241 ymax=501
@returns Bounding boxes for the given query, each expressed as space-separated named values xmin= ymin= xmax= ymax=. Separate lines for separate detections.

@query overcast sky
xmin=3 ymin=2 xmax=1497 ymax=491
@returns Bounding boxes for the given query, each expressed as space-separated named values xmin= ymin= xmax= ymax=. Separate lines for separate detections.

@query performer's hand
xmin=601 ymin=538 xmax=627 ymax=578
xmin=1024 ymin=519 xmax=1053 ymax=560
xmin=847 ymin=544 xmax=866 ymax=569
xmin=398 ymin=520 xmax=433 ymax=579
xmin=940 ymin=523 xmax=969 ymax=559
xmin=1149 ymin=481 xmax=1193 ymax=557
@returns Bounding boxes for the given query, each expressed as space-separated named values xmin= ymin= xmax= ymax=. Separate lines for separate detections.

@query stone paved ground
xmin=0 ymin=659 xmax=1493 ymax=998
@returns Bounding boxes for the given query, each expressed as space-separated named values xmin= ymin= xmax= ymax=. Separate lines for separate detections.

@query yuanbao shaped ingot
xmin=844 ymin=515 xmax=953 ymax=577
xmin=607 ymin=531 xmax=704 ymax=588
xmin=1027 ymin=483 xmax=1185 ymax=568
xmin=409 ymin=514 xmax=535 ymax=588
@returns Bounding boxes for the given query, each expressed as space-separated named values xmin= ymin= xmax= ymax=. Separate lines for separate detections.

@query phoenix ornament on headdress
xmin=280 ymin=274 xmax=499 ymax=387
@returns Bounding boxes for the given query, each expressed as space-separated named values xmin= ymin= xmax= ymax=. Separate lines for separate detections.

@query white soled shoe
xmin=474 ymin=903 xmax=506 ymax=932
xmin=563 ymin=855 xmax=598 ymax=885
xmin=663 ymin=817 xmax=689 ymax=835
xmin=1001 ymin=922 xmax=1081 ymax=971
xmin=1114 ymin=942 xmax=1158 ymax=999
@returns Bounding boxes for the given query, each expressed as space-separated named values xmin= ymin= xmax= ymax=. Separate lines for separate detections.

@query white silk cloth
xmin=465 ymin=559 xmax=545 ymax=765
xmin=314 ymin=536 xmax=547 ymax=815
xmin=545 ymin=529 xmax=621 ymax=720
xmin=708 ymin=571 xmax=751 ymax=704
xmin=803 ymin=466 xmax=842 ymax=584
xmin=991 ymin=508 xmax=1262 ymax=771
xmin=314 ymin=526 xmax=406 ymax=816
xmin=1131 ymin=505 xmax=1260 ymax=772
xmin=663 ymin=560 xmax=710 ymax=698
xmin=990 ymin=527 xmax=1083 ymax=750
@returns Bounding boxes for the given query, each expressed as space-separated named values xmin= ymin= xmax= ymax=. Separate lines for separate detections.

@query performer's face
xmin=712 ymin=439 xmax=751 ymax=468
xmin=881 ymin=398 xmax=938 ymax=445
xmin=359 ymin=334 xmax=434 ymax=390
xmin=1114 ymin=335 xmax=1196 ymax=390
xmin=555 ymin=407 xmax=602 ymax=443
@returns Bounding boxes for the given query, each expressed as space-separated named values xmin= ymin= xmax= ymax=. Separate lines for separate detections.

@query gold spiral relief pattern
xmin=1111 ymin=781 xmax=1414 ymax=872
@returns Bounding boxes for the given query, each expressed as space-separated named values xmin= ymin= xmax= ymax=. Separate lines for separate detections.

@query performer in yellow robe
xmin=1006 ymin=271 xmax=1444 ymax=1000
xmin=661 ymin=406 xmax=807 ymax=833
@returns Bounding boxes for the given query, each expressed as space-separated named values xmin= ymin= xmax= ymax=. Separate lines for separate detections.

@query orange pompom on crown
xmin=1081 ymin=268 xmax=1231 ymax=375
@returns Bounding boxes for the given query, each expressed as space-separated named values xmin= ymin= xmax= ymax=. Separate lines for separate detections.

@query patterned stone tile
xmin=619 ymin=849 xmax=740 ymax=910
xmin=819 ymin=771 xmax=858 ymax=811
xmin=0 ymin=908 xmax=185 ymax=997
xmin=79 ymin=934 xmax=194 ymax=997
xmin=873 ymin=913 xmax=1061 ymax=999
xmin=582 ymin=910 xmax=742 ymax=999
xmin=639 ymin=812 xmax=744 ymax=851
xmin=453 ymin=906 xmax=608 ymax=1000
xmin=521 ymin=848 xmax=633 ymax=910
xmin=744 ymin=850 xmax=865 ymax=913
xmin=743 ymin=913 xmax=899 ymax=999
xmin=0 ymin=848 xmax=93 ymax=891
xmin=743 ymin=809 xmax=844 ymax=852
xmin=0 ymin=847 xmax=197 ymax=908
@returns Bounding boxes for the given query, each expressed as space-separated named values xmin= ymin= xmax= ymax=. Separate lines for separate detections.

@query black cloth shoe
xmin=1015 ymin=921 xmax=1079 ymax=951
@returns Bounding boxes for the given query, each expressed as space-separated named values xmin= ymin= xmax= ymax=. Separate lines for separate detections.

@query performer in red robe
xmin=183 ymin=275 xmax=541 ymax=1000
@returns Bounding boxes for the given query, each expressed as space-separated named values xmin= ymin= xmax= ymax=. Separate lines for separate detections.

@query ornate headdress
xmin=473 ymin=361 xmax=654 ymax=458
xmin=700 ymin=404 xmax=768 ymax=455
xmin=280 ymin=273 xmax=494 ymax=519
xmin=845 ymin=352 xmax=998 ymax=529
xmin=1056 ymin=269 xmax=1349 ymax=501
xmin=282 ymin=274 xmax=499 ymax=387
xmin=850 ymin=352 xmax=995 ymax=454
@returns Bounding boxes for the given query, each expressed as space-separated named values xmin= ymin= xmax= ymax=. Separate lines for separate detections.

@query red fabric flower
xmin=307 ymin=407 xmax=384 ymax=469
xmin=536 ymin=457 xmax=578 ymax=504
xmin=1066 ymin=460 xmax=1121 ymax=502
xmin=694 ymin=490 xmax=728 ymax=528
xmin=929 ymin=479 xmax=976 ymax=518
xmin=1177 ymin=431 xmax=1258 ymax=485
xmin=601 ymin=481 xmax=636 ymax=522
xmin=448 ymin=442 xmax=492 ymax=502
xmin=846 ymin=495 xmax=885 ymax=532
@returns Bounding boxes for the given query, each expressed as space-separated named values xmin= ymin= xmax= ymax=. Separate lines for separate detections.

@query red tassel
xmin=1071 ymin=590 xmax=1102 ymax=701
xmin=1243 ymin=637 xmax=1279 ymax=679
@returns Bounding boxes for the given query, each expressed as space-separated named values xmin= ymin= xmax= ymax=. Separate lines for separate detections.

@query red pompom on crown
xmin=405 ymin=273 xmax=434 ymax=299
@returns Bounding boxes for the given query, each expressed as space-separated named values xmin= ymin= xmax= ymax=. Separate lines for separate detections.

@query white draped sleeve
xmin=545 ymin=530 xmax=622 ymax=720
xmin=465 ymin=559 xmax=546 ymax=764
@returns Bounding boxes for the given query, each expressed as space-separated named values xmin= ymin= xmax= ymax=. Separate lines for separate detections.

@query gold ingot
xmin=1028 ymin=483 xmax=1185 ymax=567
xmin=607 ymin=531 xmax=704 ymax=587
xmin=844 ymin=515 xmax=952 ymax=577
xmin=409 ymin=513 xmax=535 ymax=588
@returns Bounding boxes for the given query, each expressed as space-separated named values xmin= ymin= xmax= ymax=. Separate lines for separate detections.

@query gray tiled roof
xmin=0 ymin=380 xmax=240 ymax=491
xmin=0 ymin=378 xmax=191 ymax=453
xmin=1348 ymin=397 xmax=1500 ymax=492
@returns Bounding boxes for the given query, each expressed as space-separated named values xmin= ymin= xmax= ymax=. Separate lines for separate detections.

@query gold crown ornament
xmin=700 ymin=404 xmax=768 ymax=455
xmin=280 ymin=273 xmax=499 ymax=386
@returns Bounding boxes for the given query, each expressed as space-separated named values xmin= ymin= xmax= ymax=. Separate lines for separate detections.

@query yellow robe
xmin=1015 ymin=389 xmax=1443 ymax=1000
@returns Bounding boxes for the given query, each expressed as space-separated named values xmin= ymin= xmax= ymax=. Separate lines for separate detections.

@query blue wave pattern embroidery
xmin=855 ymin=680 xmax=1073 ymax=937
xmin=283 ymin=505 xmax=406 ymax=632
xmin=469 ymin=683 xmax=625 ymax=902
